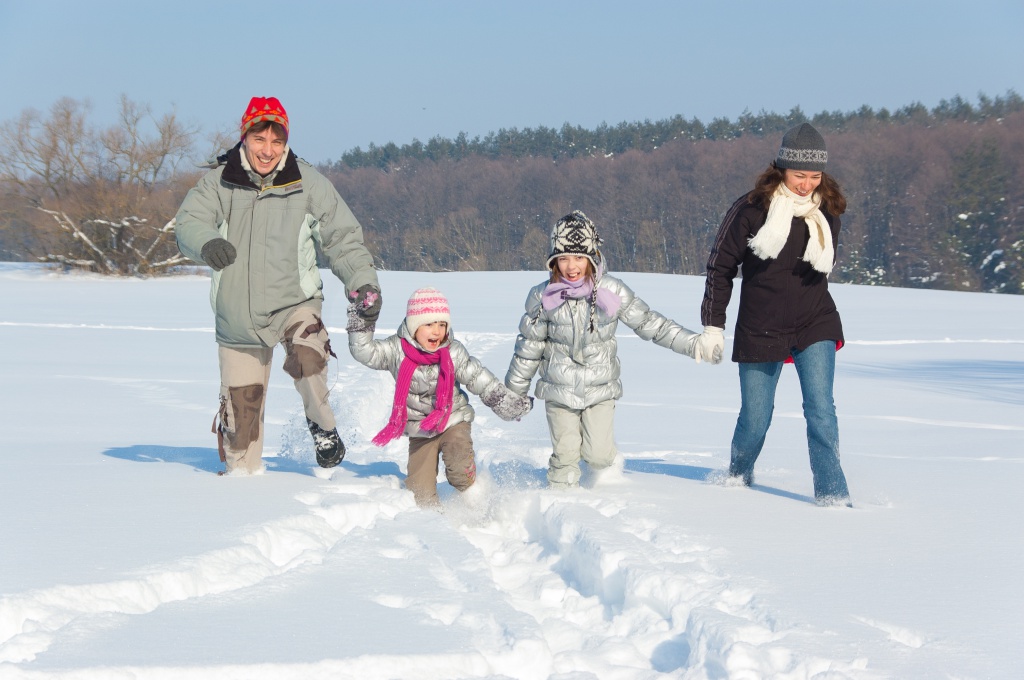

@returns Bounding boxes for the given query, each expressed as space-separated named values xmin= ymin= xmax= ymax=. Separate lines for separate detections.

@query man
xmin=175 ymin=96 xmax=381 ymax=474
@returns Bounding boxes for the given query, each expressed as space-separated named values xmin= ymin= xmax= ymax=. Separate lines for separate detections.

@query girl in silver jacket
xmin=505 ymin=211 xmax=702 ymax=488
xmin=348 ymin=287 xmax=532 ymax=506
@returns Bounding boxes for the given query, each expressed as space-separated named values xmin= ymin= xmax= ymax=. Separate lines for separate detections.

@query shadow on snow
xmin=102 ymin=444 xmax=404 ymax=480
xmin=843 ymin=359 xmax=1024 ymax=405
xmin=101 ymin=447 xmax=814 ymax=503
xmin=627 ymin=458 xmax=816 ymax=505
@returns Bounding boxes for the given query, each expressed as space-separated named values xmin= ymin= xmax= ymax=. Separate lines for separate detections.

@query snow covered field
xmin=0 ymin=264 xmax=1021 ymax=679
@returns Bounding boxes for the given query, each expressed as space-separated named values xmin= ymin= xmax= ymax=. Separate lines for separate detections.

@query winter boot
xmin=307 ymin=418 xmax=345 ymax=468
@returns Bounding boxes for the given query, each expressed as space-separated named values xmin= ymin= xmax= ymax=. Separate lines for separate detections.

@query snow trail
xmin=0 ymin=332 xmax=874 ymax=678
xmin=5 ymin=269 xmax=1020 ymax=679
xmin=0 ymin=479 xmax=414 ymax=664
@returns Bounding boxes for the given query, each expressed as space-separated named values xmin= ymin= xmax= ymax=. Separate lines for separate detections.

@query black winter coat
xmin=700 ymin=194 xmax=844 ymax=363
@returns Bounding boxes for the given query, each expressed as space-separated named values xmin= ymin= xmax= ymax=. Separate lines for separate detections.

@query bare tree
xmin=0 ymin=95 xmax=200 ymax=275
xmin=435 ymin=207 xmax=490 ymax=271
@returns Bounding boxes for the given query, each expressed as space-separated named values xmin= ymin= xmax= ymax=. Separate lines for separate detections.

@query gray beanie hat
xmin=775 ymin=123 xmax=828 ymax=171
xmin=547 ymin=210 xmax=602 ymax=269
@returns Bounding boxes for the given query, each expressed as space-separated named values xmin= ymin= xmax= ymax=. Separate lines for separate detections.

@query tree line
xmin=327 ymin=93 xmax=1024 ymax=294
xmin=328 ymin=93 xmax=1023 ymax=169
xmin=1 ymin=93 xmax=1021 ymax=294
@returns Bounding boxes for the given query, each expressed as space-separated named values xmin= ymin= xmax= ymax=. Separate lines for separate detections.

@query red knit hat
xmin=239 ymin=96 xmax=289 ymax=139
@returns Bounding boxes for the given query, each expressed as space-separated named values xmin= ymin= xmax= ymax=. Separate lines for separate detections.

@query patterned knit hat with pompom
xmin=546 ymin=210 xmax=603 ymax=269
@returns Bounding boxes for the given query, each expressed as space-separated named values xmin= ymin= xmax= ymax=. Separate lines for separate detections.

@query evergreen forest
xmin=1 ymin=93 xmax=1021 ymax=294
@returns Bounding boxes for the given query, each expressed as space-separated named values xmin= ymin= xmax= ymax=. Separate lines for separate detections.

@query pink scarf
xmin=372 ymin=338 xmax=455 ymax=446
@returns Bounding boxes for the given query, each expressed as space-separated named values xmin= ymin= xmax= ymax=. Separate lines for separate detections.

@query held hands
xmin=346 ymin=301 xmax=374 ymax=333
xmin=482 ymin=383 xmax=533 ymax=421
xmin=350 ymin=285 xmax=382 ymax=325
xmin=695 ymin=326 xmax=725 ymax=365
xmin=200 ymin=238 xmax=236 ymax=271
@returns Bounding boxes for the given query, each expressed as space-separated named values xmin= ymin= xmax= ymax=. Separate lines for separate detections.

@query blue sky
xmin=2 ymin=0 xmax=1022 ymax=163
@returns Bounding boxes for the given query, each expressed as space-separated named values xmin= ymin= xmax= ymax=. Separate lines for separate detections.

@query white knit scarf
xmin=748 ymin=184 xmax=834 ymax=274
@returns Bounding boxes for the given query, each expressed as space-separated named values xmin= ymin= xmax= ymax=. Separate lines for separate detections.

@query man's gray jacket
xmin=175 ymin=144 xmax=378 ymax=348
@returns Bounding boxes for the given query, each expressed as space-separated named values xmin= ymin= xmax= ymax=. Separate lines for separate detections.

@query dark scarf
xmin=220 ymin=142 xmax=303 ymax=190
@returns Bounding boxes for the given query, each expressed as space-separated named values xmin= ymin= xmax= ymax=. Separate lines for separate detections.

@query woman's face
xmin=556 ymin=255 xmax=590 ymax=283
xmin=414 ymin=321 xmax=448 ymax=351
xmin=783 ymin=169 xmax=823 ymax=198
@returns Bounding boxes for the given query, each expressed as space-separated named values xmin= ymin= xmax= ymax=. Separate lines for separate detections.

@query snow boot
xmin=307 ymin=418 xmax=345 ymax=468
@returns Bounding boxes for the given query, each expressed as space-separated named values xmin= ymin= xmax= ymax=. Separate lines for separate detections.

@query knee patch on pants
xmin=440 ymin=423 xmax=477 ymax=492
xmin=445 ymin=457 xmax=476 ymax=492
xmin=282 ymin=316 xmax=332 ymax=379
xmin=219 ymin=384 xmax=264 ymax=450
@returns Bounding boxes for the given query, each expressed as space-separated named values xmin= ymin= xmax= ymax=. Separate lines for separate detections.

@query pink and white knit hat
xmin=405 ymin=287 xmax=451 ymax=333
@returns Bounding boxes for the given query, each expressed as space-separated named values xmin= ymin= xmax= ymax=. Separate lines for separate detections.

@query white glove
xmin=695 ymin=326 xmax=724 ymax=364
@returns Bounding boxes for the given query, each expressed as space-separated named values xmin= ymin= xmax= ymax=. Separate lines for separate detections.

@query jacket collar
xmin=220 ymin=142 xmax=303 ymax=191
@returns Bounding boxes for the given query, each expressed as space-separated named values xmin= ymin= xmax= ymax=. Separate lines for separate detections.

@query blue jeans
xmin=729 ymin=340 xmax=850 ymax=502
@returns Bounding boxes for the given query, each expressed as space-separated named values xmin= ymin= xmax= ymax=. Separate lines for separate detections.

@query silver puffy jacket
xmin=349 ymin=320 xmax=506 ymax=439
xmin=506 ymin=274 xmax=699 ymax=409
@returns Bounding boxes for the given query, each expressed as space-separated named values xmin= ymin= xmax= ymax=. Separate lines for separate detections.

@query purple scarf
xmin=372 ymin=338 xmax=455 ymax=446
xmin=542 ymin=276 xmax=621 ymax=317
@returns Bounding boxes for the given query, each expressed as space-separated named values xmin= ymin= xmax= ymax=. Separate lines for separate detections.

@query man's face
xmin=243 ymin=126 xmax=287 ymax=177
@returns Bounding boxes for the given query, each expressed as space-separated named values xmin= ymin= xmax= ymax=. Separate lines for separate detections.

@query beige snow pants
xmin=545 ymin=400 xmax=617 ymax=487
xmin=215 ymin=306 xmax=336 ymax=474
xmin=405 ymin=422 xmax=477 ymax=506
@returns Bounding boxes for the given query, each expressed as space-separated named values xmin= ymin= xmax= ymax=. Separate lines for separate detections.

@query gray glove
xmin=481 ymin=383 xmax=533 ymax=421
xmin=200 ymin=238 xmax=236 ymax=271
xmin=350 ymin=285 xmax=382 ymax=324
xmin=346 ymin=302 xmax=374 ymax=333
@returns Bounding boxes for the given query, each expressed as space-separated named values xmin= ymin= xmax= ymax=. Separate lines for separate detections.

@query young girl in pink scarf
xmin=348 ymin=287 xmax=532 ymax=506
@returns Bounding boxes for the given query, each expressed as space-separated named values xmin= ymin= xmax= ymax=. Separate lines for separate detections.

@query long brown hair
xmin=747 ymin=163 xmax=847 ymax=216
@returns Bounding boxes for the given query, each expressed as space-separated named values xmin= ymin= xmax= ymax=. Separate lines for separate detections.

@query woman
xmin=696 ymin=123 xmax=851 ymax=506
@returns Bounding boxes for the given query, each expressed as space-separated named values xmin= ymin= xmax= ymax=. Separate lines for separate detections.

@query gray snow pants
xmin=545 ymin=399 xmax=617 ymax=487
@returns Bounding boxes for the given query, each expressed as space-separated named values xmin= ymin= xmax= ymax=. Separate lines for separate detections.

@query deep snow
xmin=0 ymin=265 xmax=1021 ymax=679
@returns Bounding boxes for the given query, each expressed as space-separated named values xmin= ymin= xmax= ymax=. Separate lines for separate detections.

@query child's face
xmin=414 ymin=321 xmax=448 ymax=351
xmin=556 ymin=255 xmax=590 ymax=283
